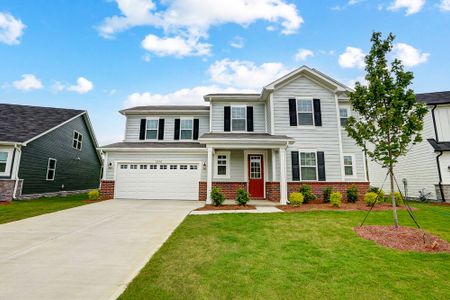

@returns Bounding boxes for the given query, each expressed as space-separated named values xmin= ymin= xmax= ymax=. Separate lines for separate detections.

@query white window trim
xmin=231 ymin=106 xmax=247 ymax=132
xmin=296 ymin=98 xmax=315 ymax=128
xmin=0 ymin=148 xmax=13 ymax=177
xmin=180 ymin=118 xmax=194 ymax=141
xmin=214 ymin=151 xmax=231 ymax=179
xmin=343 ymin=153 xmax=357 ymax=178
xmin=299 ymin=150 xmax=318 ymax=181
xmin=46 ymin=158 xmax=57 ymax=181
xmin=339 ymin=106 xmax=350 ymax=127
xmin=145 ymin=117 xmax=159 ymax=140
xmin=72 ymin=130 xmax=83 ymax=151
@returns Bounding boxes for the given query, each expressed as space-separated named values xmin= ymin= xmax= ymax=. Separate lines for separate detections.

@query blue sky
xmin=1 ymin=0 xmax=449 ymax=144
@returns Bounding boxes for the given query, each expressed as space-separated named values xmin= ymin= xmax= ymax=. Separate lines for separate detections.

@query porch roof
xmin=199 ymin=133 xmax=294 ymax=147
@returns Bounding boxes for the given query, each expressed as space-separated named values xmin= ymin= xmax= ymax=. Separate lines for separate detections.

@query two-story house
xmin=369 ymin=91 xmax=450 ymax=202
xmin=99 ymin=66 xmax=369 ymax=203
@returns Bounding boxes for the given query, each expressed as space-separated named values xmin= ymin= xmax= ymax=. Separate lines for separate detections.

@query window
xmin=146 ymin=119 xmax=158 ymax=140
xmin=231 ymin=106 xmax=246 ymax=131
xmin=46 ymin=158 xmax=57 ymax=181
xmin=249 ymin=156 xmax=262 ymax=179
xmin=149 ymin=164 xmax=157 ymax=169
xmin=130 ymin=164 xmax=137 ymax=169
xmin=180 ymin=165 xmax=188 ymax=170
xmin=180 ymin=119 xmax=193 ymax=140
xmin=343 ymin=155 xmax=355 ymax=176
xmin=120 ymin=164 xmax=128 ymax=169
xmin=190 ymin=165 xmax=197 ymax=170
xmin=0 ymin=151 xmax=8 ymax=173
xmin=340 ymin=107 xmax=349 ymax=126
xmin=170 ymin=165 xmax=177 ymax=170
xmin=72 ymin=131 xmax=83 ymax=150
xmin=297 ymin=99 xmax=314 ymax=126
xmin=140 ymin=164 xmax=147 ymax=170
xmin=215 ymin=152 xmax=230 ymax=177
xmin=160 ymin=164 xmax=167 ymax=170
xmin=300 ymin=152 xmax=317 ymax=180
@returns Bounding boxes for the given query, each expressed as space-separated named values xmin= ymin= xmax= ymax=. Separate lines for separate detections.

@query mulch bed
xmin=431 ymin=202 xmax=450 ymax=207
xmin=277 ymin=202 xmax=414 ymax=212
xmin=354 ymin=225 xmax=450 ymax=253
xmin=195 ymin=205 xmax=256 ymax=211
xmin=0 ymin=201 xmax=11 ymax=206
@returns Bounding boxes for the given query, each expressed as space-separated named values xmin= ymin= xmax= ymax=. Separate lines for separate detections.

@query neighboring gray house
xmin=99 ymin=66 xmax=369 ymax=203
xmin=369 ymin=91 xmax=450 ymax=202
xmin=0 ymin=104 xmax=102 ymax=202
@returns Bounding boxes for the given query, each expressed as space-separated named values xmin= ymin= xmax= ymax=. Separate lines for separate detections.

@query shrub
xmin=364 ymin=192 xmax=379 ymax=206
xmin=235 ymin=188 xmax=250 ymax=206
xmin=322 ymin=186 xmax=333 ymax=203
xmin=330 ymin=192 xmax=342 ymax=208
xmin=289 ymin=192 xmax=304 ymax=206
xmin=368 ymin=186 xmax=385 ymax=202
xmin=211 ymin=187 xmax=225 ymax=206
xmin=388 ymin=191 xmax=403 ymax=206
xmin=299 ymin=185 xmax=317 ymax=203
xmin=88 ymin=189 xmax=100 ymax=201
xmin=346 ymin=186 xmax=359 ymax=203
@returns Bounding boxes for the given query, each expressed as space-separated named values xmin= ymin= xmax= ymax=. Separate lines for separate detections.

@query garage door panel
xmin=115 ymin=163 xmax=200 ymax=200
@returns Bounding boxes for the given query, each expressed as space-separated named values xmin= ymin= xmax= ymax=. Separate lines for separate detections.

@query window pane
xmin=180 ymin=119 xmax=193 ymax=129
xmin=300 ymin=152 xmax=316 ymax=166
xmin=180 ymin=129 xmax=192 ymax=140
xmin=301 ymin=167 xmax=316 ymax=180
xmin=339 ymin=108 xmax=348 ymax=118
xmin=146 ymin=119 xmax=158 ymax=129
xmin=74 ymin=131 xmax=78 ymax=139
xmin=78 ymin=134 xmax=83 ymax=142
xmin=0 ymin=152 xmax=8 ymax=162
xmin=340 ymin=117 xmax=347 ymax=126
xmin=146 ymin=130 xmax=157 ymax=139
xmin=73 ymin=140 xmax=78 ymax=148
xmin=232 ymin=107 xmax=245 ymax=118
xmin=345 ymin=166 xmax=353 ymax=176
xmin=0 ymin=163 xmax=6 ymax=172
xmin=47 ymin=170 xmax=54 ymax=180
xmin=297 ymin=100 xmax=312 ymax=112
xmin=232 ymin=119 xmax=246 ymax=131
xmin=344 ymin=156 xmax=353 ymax=166
xmin=49 ymin=159 xmax=56 ymax=169
xmin=298 ymin=113 xmax=314 ymax=125
xmin=218 ymin=165 xmax=227 ymax=175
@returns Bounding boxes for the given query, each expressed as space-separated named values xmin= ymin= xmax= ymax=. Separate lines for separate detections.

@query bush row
xmin=210 ymin=187 xmax=250 ymax=206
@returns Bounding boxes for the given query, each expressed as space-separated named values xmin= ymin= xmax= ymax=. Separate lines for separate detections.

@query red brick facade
xmin=100 ymin=180 xmax=115 ymax=200
xmin=266 ymin=182 xmax=281 ymax=202
xmin=198 ymin=181 xmax=247 ymax=201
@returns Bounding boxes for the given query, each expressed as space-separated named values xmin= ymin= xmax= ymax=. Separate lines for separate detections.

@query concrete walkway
xmin=0 ymin=199 xmax=201 ymax=300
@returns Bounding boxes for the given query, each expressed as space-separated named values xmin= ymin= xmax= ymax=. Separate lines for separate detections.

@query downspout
xmin=12 ymin=144 xmax=22 ymax=199
xmin=431 ymin=105 xmax=446 ymax=202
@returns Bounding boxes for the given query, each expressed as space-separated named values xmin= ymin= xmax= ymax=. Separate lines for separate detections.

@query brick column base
xmin=266 ymin=182 xmax=281 ymax=202
xmin=100 ymin=180 xmax=115 ymax=200
xmin=199 ymin=181 xmax=247 ymax=201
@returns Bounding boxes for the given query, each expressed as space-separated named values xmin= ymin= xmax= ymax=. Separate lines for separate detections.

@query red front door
xmin=248 ymin=154 xmax=264 ymax=198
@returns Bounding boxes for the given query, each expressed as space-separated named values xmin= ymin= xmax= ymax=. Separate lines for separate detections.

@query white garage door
xmin=115 ymin=162 xmax=201 ymax=200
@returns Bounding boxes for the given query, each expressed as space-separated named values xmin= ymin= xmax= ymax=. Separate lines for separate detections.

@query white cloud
xmin=124 ymin=85 xmax=256 ymax=107
xmin=347 ymin=76 xmax=367 ymax=88
xmin=0 ymin=12 xmax=26 ymax=45
xmin=338 ymin=47 xmax=365 ymax=69
xmin=295 ymin=48 xmax=314 ymax=61
xmin=208 ymin=59 xmax=289 ymax=89
xmin=141 ymin=34 xmax=211 ymax=57
xmin=66 ymin=77 xmax=94 ymax=94
xmin=12 ymin=74 xmax=43 ymax=91
xmin=441 ymin=0 xmax=450 ymax=11
xmin=229 ymin=36 xmax=245 ymax=49
xmin=392 ymin=43 xmax=429 ymax=67
xmin=387 ymin=0 xmax=425 ymax=15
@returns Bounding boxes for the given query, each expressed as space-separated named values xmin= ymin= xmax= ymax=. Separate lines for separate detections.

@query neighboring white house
xmin=99 ymin=66 xmax=369 ymax=203
xmin=368 ymin=91 xmax=450 ymax=202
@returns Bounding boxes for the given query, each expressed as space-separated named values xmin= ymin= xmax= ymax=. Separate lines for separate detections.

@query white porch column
xmin=206 ymin=147 xmax=214 ymax=204
xmin=279 ymin=147 xmax=288 ymax=204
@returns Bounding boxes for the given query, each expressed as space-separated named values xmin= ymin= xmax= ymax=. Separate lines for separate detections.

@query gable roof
xmin=0 ymin=103 xmax=85 ymax=144
xmin=120 ymin=105 xmax=209 ymax=115
xmin=416 ymin=91 xmax=450 ymax=105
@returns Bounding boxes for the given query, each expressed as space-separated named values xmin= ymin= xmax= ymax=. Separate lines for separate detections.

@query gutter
xmin=431 ymin=105 xmax=446 ymax=202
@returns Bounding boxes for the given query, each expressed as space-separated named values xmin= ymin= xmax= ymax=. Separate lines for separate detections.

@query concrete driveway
xmin=0 ymin=199 xmax=201 ymax=300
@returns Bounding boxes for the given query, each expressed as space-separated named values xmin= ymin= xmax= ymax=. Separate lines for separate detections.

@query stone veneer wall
xmin=435 ymin=184 xmax=450 ymax=202
xmin=100 ymin=180 xmax=115 ymax=200
xmin=18 ymin=189 xmax=92 ymax=200
xmin=0 ymin=179 xmax=15 ymax=202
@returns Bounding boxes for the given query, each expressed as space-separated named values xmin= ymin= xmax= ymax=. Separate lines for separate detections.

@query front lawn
xmin=0 ymin=194 xmax=90 ymax=224
xmin=120 ymin=203 xmax=450 ymax=299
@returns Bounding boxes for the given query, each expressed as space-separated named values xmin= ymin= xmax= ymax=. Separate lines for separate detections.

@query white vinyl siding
xmin=211 ymin=102 xmax=266 ymax=133
xmin=124 ymin=115 xmax=209 ymax=142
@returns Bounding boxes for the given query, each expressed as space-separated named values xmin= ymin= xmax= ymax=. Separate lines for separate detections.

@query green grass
xmin=0 ymin=193 xmax=90 ymax=224
xmin=120 ymin=203 xmax=450 ymax=300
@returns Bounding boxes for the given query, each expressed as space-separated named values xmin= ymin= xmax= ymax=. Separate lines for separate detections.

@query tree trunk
xmin=390 ymin=164 xmax=399 ymax=228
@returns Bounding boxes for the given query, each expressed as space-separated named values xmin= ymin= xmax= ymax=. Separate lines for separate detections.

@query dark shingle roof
xmin=121 ymin=105 xmax=209 ymax=114
xmin=427 ymin=139 xmax=450 ymax=151
xmin=100 ymin=142 xmax=206 ymax=149
xmin=416 ymin=91 xmax=450 ymax=105
xmin=200 ymin=133 xmax=293 ymax=140
xmin=0 ymin=103 xmax=84 ymax=143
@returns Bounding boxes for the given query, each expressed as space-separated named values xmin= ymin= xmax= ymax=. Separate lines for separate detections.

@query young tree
xmin=346 ymin=32 xmax=428 ymax=227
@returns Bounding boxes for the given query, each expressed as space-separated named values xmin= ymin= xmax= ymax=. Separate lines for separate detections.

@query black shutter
xmin=224 ymin=106 xmax=231 ymax=132
xmin=317 ymin=151 xmax=326 ymax=181
xmin=193 ymin=119 xmax=199 ymax=140
xmin=289 ymin=98 xmax=297 ymax=126
xmin=174 ymin=119 xmax=180 ymax=140
xmin=158 ymin=119 xmax=164 ymax=140
xmin=291 ymin=151 xmax=300 ymax=181
xmin=246 ymin=106 xmax=254 ymax=132
xmin=139 ymin=119 xmax=146 ymax=140
xmin=313 ymin=99 xmax=322 ymax=126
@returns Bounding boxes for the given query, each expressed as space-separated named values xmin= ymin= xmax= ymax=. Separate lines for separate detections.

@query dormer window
xmin=146 ymin=119 xmax=158 ymax=140
xmin=231 ymin=106 xmax=246 ymax=131
xmin=73 ymin=131 xmax=83 ymax=150
xmin=180 ymin=119 xmax=193 ymax=140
